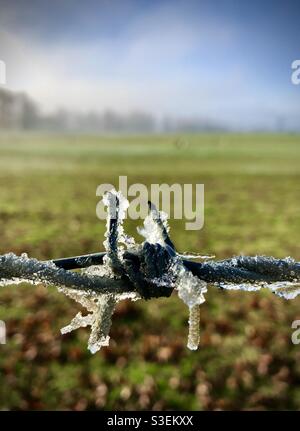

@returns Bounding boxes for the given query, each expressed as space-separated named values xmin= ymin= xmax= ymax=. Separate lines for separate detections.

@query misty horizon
xmin=1 ymin=86 xmax=297 ymax=133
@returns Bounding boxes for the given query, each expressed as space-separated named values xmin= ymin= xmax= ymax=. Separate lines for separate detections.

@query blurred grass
xmin=0 ymin=132 xmax=300 ymax=410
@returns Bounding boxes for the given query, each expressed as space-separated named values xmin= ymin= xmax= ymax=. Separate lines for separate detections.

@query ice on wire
xmin=139 ymin=201 xmax=207 ymax=350
xmin=60 ymin=190 xmax=139 ymax=353
xmin=138 ymin=209 xmax=170 ymax=246
xmin=1 ymin=189 xmax=300 ymax=354
xmin=171 ymin=257 xmax=207 ymax=350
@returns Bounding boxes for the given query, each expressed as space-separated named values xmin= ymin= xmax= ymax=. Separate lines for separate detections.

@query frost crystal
xmin=103 ymin=189 xmax=135 ymax=253
xmin=175 ymin=262 xmax=207 ymax=308
xmin=218 ymin=280 xmax=300 ymax=300
xmin=268 ymin=281 xmax=300 ymax=300
xmin=137 ymin=210 xmax=169 ymax=246
xmin=60 ymin=283 xmax=139 ymax=354
xmin=171 ymin=258 xmax=207 ymax=351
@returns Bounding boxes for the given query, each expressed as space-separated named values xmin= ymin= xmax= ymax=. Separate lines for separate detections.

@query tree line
xmin=0 ymin=88 xmax=224 ymax=133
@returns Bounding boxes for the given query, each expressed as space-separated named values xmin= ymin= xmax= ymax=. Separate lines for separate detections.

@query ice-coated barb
xmin=137 ymin=201 xmax=174 ymax=250
xmin=103 ymin=190 xmax=132 ymax=274
xmin=147 ymin=201 xmax=176 ymax=250
xmin=57 ymin=190 xmax=140 ymax=353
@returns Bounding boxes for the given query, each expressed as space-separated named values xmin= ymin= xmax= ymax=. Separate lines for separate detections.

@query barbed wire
xmin=0 ymin=189 xmax=300 ymax=352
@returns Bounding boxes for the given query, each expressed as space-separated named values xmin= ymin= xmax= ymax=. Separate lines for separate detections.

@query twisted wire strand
xmin=0 ymin=253 xmax=130 ymax=294
xmin=0 ymin=195 xmax=300 ymax=298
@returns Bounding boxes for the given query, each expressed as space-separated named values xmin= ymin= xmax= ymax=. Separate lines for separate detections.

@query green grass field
xmin=0 ymin=132 xmax=300 ymax=410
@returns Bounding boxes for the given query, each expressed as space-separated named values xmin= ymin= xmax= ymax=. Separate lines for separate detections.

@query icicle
xmin=87 ymin=294 xmax=117 ymax=353
xmin=170 ymin=257 xmax=207 ymax=351
xmin=187 ymin=305 xmax=201 ymax=350
xmin=103 ymin=189 xmax=135 ymax=259
xmin=59 ymin=189 xmax=140 ymax=353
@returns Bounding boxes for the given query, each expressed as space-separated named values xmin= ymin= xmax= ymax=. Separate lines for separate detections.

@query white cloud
xmin=0 ymin=24 xmax=239 ymax=116
xmin=0 ymin=1 xmax=299 ymax=130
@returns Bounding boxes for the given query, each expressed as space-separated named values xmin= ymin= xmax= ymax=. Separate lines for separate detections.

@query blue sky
xmin=0 ymin=0 xmax=299 ymax=130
